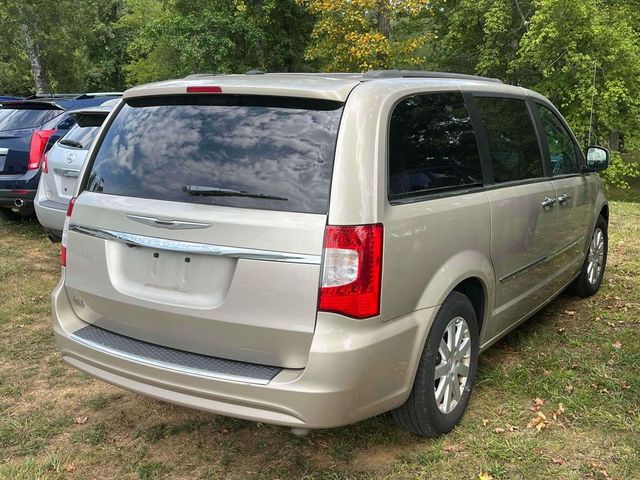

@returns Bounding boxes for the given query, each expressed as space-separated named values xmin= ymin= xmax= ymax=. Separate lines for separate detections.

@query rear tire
xmin=392 ymin=291 xmax=479 ymax=437
xmin=570 ymin=216 xmax=608 ymax=297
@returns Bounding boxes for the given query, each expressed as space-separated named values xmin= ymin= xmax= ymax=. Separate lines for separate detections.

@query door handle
xmin=541 ymin=197 xmax=557 ymax=208
xmin=558 ymin=193 xmax=571 ymax=205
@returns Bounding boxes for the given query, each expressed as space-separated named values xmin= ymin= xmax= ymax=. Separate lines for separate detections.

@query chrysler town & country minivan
xmin=51 ymin=71 xmax=610 ymax=437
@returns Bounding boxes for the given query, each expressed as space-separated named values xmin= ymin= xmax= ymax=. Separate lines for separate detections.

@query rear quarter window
xmin=85 ymin=95 xmax=343 ymax=214
xmin=388 ymin=91 xmax=483 ymax=199
xmin=474 ymin=96 xmax=544 ymax=183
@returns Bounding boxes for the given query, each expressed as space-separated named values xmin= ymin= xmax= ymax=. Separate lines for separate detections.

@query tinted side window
xmin=388 ymin=92 xmax=482 ymax=198
xmin=536 ymin=104 xmax=580 ymax=175
xmin=475 ymin=97 xmax=543 ymax=183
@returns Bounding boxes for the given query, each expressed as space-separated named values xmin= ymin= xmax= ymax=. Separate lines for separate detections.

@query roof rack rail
xmin=74 ymin=92 xmax=123 ymax=100
xmin=363 ymin=70 xmax=503 ymax=84
xmin=184 ymin=73 xmax=220 ymax=79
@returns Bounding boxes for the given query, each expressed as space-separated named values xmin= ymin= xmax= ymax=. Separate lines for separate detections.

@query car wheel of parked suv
xmin=392 ymin=291 xmax=479 ymax=437
xmin=570 ymin=215 xmax=608 ymax=297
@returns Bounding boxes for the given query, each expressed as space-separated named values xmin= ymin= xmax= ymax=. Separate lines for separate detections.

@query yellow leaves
xmin=527 ymin=411 xmax=549 ymax=431
xmin=587 ymin=460 xmax=612 ymax=480
xmin=300 ymin=0 xmax=430 ymax=71
xmin=478 ymin=473 xmax=493 ymax=480
xmin=530 ymin=397 xmax=545 ymax=411
xmin=527 ymin=400 xmax=566 ymax=432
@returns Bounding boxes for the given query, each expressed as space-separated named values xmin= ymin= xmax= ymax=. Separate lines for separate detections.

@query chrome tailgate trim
xmin=69 ymin=224 xmax=321 ymax=265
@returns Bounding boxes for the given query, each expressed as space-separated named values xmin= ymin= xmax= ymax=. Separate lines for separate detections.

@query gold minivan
xmin=51 ymin=71 xmax=610 ymax=437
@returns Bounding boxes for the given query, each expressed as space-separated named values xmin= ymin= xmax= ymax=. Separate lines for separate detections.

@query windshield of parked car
xmin=85 ymin=95 xmax=344 ymax=214
xmin=0 ymin=108 xmax=61 ymax=131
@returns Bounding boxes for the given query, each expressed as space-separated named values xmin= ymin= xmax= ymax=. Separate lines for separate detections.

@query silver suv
xmin=35 ymin=100 xmax=118 ymax=240
xmin=51 ymin=71 xmax=610 ymax=437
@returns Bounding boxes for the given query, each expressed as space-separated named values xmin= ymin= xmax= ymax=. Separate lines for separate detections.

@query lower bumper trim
xmin=72 ymin=324 xmax=282 ymax=385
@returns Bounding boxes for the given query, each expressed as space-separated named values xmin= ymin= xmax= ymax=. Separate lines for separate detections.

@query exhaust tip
xmin=14 ymin=198 xmax=24 ymax=207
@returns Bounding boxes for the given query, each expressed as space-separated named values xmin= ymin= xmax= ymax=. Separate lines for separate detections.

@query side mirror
xmin=585 ymin=146 xmax=610 ymax=172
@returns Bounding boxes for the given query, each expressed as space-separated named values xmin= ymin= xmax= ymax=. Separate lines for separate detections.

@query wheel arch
xmin=415 ymin=249 xmax=495 ymax=342
xmin=599 ymin=203 xmax=609 ymax=224
xmin=453 ymin=277 xmax=487 ymax=338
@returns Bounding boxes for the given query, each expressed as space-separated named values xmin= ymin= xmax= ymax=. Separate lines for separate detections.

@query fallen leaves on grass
xmin=493 ymin=425 xmax=519 ymax=434
xmin=66 ymin=464 xmax=77 ymax=473
xmin=612 ymin=341 xmax=622 ymax=349
xmin=587 ymin=460 xmax=611 ymax=479
xmin=527 ymin=403 xmax=566 ymax=431
xmin=74 ymin=416 xmax=88 ymax=425
xmin=443 ymin=443 xmax=464 ymax=453
xmin=527 ymin=411 xmax=549 ymax=431
xmin=551 ymin=457 xmax=565 ymax=465
xmin=478 ymin=473 xmax=493 ymax=480
xmin=552 ymin=403 xmax=565 ymax=421
xmin=530 ymin=397 xmax=545 ymax=411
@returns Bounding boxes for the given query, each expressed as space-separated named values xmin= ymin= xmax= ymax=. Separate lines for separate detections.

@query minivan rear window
xmin=85 ymin=95 xmax=344 ymax=214
xmin=0 ymin=108 xmax=60 ymax=131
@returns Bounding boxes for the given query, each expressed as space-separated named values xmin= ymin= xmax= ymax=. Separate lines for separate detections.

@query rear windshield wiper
xmin=183 ymin=185 xmax=288 ymax=201
xmin=59 ymin=139 xmax=83 ymax=148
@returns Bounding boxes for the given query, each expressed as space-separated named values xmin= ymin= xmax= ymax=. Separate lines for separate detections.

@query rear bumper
xmin=0 ymin=188 xmax=36 ymax=211
xmin=34 ymin=185 xmax=67 ymax=234
xmin=0 ymin=170 xmax=39 ymax=212
xmin=52 ymin=270 xmax=436 ymax=429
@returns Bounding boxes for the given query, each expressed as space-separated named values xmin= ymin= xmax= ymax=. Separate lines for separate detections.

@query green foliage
xmin=121 ymin=0 xmax=314 ymax=86
xmin=601 ymin=152 xmax=640 ymax=190
xmin=0 ymin=0 xmax=639 ymax=187
xmin=425 ymin=0 xmax=640 ymax=189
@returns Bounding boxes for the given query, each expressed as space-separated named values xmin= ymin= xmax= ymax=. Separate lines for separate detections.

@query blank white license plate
xmin=60 ymin=176 xmax=76 ymax=195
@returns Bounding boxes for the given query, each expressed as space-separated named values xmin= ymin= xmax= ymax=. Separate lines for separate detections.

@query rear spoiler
xmin=67 ymin=103 xmax=116 ymax=127
xmin=0 ymin=100 xmax=65 ymax=110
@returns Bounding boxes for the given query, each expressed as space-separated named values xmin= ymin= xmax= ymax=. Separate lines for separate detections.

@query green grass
xmin=0 ymin=187 xmax=639 ymax=479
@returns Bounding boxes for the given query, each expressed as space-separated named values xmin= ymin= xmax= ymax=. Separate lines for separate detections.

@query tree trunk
xmin=21 ymin=23 xmax=49 ymax=94
xmin=377 ymin=9 xmax=390 ymax=39
xmin=609 ymin=130 xmax=621 ymax=152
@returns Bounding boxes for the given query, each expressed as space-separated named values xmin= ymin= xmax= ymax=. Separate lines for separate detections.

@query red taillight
xmin=28 ymin=129 xmax=55 ymax=170
xmin=186 ymin=86 xmax=222 ymax=93
xmin=60 ymin=196 xmax=76 ymax=267
xmin=318 ymin=224 xmax=383 ymax=319
xmin=41 ymin=153 xmax=48 ymax=173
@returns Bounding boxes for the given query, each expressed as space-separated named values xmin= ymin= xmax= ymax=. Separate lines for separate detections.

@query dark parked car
xmin=0 ymin=96 xmax=21 ymax=102
xmin=0 ymin=93 xmax=121 ymax=220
